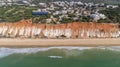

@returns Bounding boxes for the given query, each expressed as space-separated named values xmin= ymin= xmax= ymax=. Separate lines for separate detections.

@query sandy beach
xmin=0 ymin=38 xmax=120 ymax=47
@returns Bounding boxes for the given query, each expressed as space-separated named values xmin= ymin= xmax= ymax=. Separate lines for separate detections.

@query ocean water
xmin=0 ymin=46 xmax=120 ymax=67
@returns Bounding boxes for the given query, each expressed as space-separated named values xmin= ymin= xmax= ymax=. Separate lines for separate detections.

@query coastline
xmin=0 ymin=38 xmax=120 ymax=47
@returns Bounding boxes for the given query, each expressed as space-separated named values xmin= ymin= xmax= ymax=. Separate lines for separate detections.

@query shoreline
xmin=0 ymin=38 xmax=120 ymax=47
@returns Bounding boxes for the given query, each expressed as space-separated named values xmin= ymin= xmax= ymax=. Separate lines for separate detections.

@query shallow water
xmin=0 ymin=47 xmax=120 ymax=67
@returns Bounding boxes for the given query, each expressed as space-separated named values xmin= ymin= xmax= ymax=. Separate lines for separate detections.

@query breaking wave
xmin=48 ymin=56 xmax=63 ymax=58
xmin=0 ymin=46 xmax=120 ymax=58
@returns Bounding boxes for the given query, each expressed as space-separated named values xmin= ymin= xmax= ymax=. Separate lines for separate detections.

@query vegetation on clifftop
xmin=99 ymin=6 xmax=120 ymax=23
xmin=0 ymin=5 xmax=37 ymax=22
xmin=0 ymin=4 xmax=120 ymax=24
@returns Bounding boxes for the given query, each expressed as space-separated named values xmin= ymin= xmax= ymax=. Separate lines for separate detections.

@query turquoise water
xmin=0 ymin=47 xmax=120 ymax=67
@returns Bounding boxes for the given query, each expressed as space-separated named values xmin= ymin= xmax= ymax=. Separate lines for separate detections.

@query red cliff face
xmin=0 ymin=20 xmax=119 ymax=38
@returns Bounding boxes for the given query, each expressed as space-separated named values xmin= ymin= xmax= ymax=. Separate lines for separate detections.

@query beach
xmin=1 ymin=38 xmax=120 ymax=67
xmin=0 ymin=38 xmax=120 ymax=47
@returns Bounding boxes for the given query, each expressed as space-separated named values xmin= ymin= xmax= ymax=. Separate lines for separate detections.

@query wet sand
xmin=0 ymin=38 xmax=120 ymax=47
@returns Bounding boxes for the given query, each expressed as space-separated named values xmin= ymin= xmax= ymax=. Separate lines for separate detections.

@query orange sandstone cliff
xmin=0 ymin=20 xmax=119 ymax=38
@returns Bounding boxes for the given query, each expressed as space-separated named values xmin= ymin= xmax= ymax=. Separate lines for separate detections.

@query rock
xmin=0 ymin=20 xmax=119 ymax=39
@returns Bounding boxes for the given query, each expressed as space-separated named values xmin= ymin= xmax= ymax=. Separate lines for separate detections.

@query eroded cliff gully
xmin=0 ymin=20 xmax=119 ymax=38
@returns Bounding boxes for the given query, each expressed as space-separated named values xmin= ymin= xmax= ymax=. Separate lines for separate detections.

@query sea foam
xmin=48 ymin=56 xmax=63 ymax=58
xmin=0 ymin=46 xmax=120 ymax=58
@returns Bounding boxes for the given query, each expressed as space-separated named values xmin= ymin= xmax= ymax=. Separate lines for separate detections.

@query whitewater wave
xmin=0 ymin=46 xmax=120 ymax=58
xmin=48 ymin=56 xmax=63 ymax=58
xmin=0 ymin=47 xmax=92 ymax=58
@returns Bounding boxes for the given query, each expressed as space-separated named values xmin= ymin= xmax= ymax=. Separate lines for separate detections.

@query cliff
xmin=0 ymin=20 xmax=119 ymax=39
